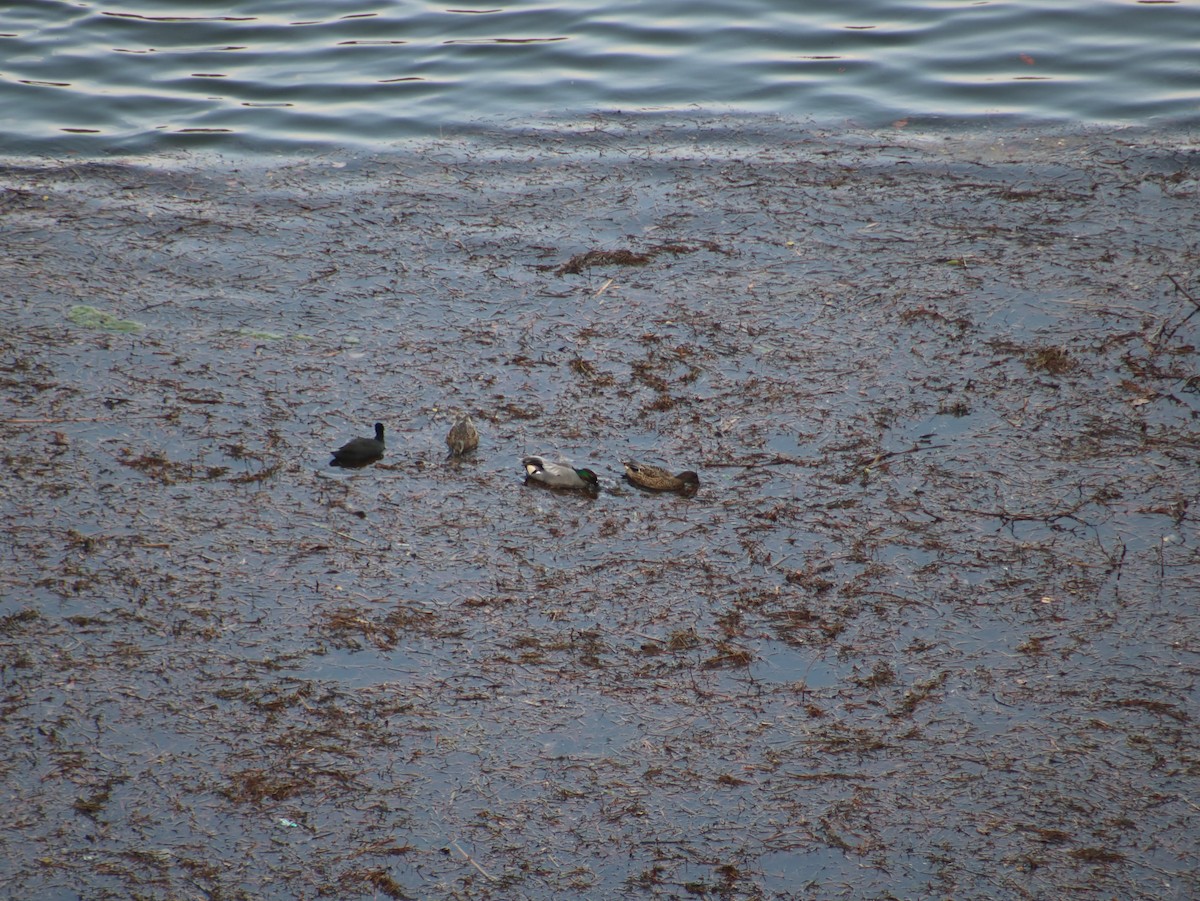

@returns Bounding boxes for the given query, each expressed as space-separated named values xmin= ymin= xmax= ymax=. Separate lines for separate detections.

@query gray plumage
xmin=522 ymin=455 xmax=599 ymax=490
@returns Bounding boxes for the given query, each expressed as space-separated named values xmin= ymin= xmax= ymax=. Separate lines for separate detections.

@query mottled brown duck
xmin=446 ymin=414 xmax=479 ymax=457
xmin=622 ymin=460 xmax=699 ymax=493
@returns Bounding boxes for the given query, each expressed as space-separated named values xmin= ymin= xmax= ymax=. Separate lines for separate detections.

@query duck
xmin=522 ymin=455 xmax=599 ymax=491
xmin=622 ymin=460 xmax=699 ymax=493
xmin=445 ymin=414 xmax=479 ymax=457
xmin=330 ymin=422 xmax=385 ymax=467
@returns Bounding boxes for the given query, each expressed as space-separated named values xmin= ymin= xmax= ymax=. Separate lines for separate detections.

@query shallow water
xmin=1 ymin=0 xmax=1197 ymax=155
xmin=1 ymin=123 xmax=1198 ymax=899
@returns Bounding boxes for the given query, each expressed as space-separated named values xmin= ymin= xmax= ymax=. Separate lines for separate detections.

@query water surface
xmin=1 ymin=128 xmax=1197 ymax=898
xmin=1 ymin=0 xmax=1197 ymax=154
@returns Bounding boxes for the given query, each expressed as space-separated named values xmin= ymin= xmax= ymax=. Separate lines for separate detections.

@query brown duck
xmin=445 ymin=414 xmax=479 ymax=457
xmin=622 ymin=460 xmax=699 ymax=494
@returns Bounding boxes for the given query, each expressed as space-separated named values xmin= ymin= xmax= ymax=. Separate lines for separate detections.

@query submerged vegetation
xmin=1 ymin=123 xmax=1197 ymax=899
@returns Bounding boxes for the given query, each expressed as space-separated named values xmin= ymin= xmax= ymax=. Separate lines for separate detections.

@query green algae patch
xmin=234 ymin=327 xmax=286 ymax=341
xmin=232 ymin=327 xmax=318 ymax=341
xmin=68 ymin=305 xmax=144 ymax=333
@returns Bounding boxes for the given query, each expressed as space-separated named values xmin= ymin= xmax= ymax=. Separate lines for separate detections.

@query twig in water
xmin=1157 ymin=273 xmax=1200 ymax=347
xmin=450 ymin=839 xmax=497 ymax=882
xmin=307 ymin=521 xmax=373 ymax=546
xmin=861 ymin=443 xmax=950 ymax=470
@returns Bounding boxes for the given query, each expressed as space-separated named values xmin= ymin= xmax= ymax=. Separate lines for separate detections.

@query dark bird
xmin=622 ymin=460 xmax=699 ymax=494
xmin=330 ymin=422 xmax=385 ymax=467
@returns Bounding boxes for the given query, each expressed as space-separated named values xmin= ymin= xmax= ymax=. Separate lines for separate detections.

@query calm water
xmin=1 ymin=0 xmax=1197 ymax=154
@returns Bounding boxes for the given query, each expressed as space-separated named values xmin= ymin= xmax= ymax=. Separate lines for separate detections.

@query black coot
xmin=330 ymin=422 xmax=385 ymax=467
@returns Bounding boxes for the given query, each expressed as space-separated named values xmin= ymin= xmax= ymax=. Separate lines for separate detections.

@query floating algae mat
xmin=67 ymin=304 xmax=144 ymax=333
xmin=233 ymin=327 xmax=285 ymax=340
xmin=231 ymin=326 xmax=316 ymax=341
xmin=4 ymin=126 xmax=1198 ymax=901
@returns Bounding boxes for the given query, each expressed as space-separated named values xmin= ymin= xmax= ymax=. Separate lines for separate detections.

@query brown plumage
xmin=622 ymin=460 xmax=699 ymax=494
xmin=445 ymin=414 xmax=479 ymax=457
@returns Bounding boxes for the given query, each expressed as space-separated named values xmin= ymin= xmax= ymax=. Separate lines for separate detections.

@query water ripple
xmin=0 ymin=0 xmax=1195 ymax=153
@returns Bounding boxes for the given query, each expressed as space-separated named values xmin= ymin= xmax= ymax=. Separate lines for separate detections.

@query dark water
xmin=2 ymin=130 xmax=1198 ymax=899
xmin=1 ymin=0 xmax=1198 ymax=155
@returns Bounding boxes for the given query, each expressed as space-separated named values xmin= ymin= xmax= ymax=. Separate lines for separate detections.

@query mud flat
xmin=1 ymin=118 xmax=1198 ymax=899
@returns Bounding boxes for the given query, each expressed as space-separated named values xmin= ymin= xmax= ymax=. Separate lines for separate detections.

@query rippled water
xmin=1 ymin=0 xmax=1197 ymax=154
